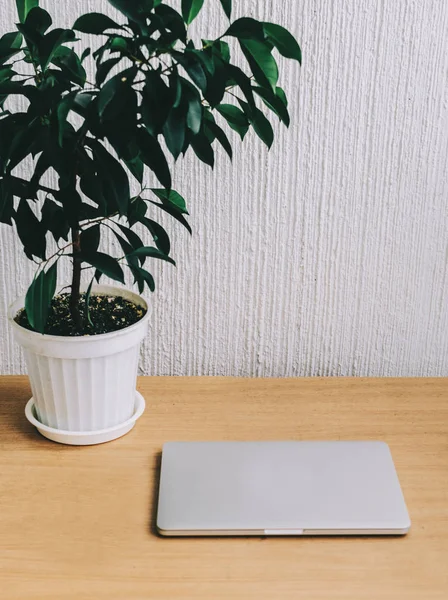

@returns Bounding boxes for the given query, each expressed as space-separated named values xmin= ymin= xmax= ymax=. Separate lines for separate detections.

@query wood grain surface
xmin=0 ymin=376 xmax=447 ymax=599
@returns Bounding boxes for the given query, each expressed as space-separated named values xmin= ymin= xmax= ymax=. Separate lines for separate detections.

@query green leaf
xmin=73 ymin=13 xmax=123 ymax=34
xmin=153 ymin=5 xmax=187 ymax=44
xmin=219 ymin=0 xmax=231 ymax=19
xmin=107 ymin=0 xmax=154 ymax=25
xmin=225 ymin=17 xmax=264 ymax=39
xmin=24 ymin=7 xmax=52 ymax=34
xmin=117 ymin=224 xmax=144 ymax=252
xmin=14 ymin=198 xmax=46 ymax=259
xmin=124 ymin=155 xmax=144 ymax=184
xmin=141 ymin=70 xmax=171 ymax=136
xmin=263 ymin=23 xmax=301 ymax=64
xmin=0 ymin=177 xmax=14 ymax=224
xmin=240 ymin=38 xmax=278 ymax=91
xmin=139 ymin=217 xmax=171 ymax=255
xmin=181 ymin=0 xmax=205 ymax=24
xmin=39 ymin=28 xmax=76 ymax=70
xmin=190 ymin=130 xmax=214 ymax=167
xmin=98 ymin=74 xmax=137 ymax=120
xmin=56 ymin=93 xmax=75 ymax=146
xmin=137 ymin=129 xmax=171 ymax=189
xmin=149 ymin=200 xmax=192 ymax=234
xmin=276 ymin=86 xmax=287 ymax=106
xmin=80 ymin=225 xmax=100 ymax=254
xmin=128 ymin=246 xmax=176 ymax=266
xmin=250 ymin=106 xmax=274 ymax=148
xmin=204 ymin=116 xmax=232 ymax=159
xmin=215 ymin=103 xmax=249 ymax=140
xmin=80 ymin=47 xmax=91 ymax=62
xmin=89 ymin=140 xmax=130 ymax=216
xmin=252 ymin=85 xmax=289 ymax=126
xmin=0 ymin=32 xmax=23 ymax=65
xmin=163 ymin=107 xmax=186 ymax=160
xmin=16 ymin=0 xmax=39 ymax=23
xmin=84 ymin=276 xmax=94 ymax=327
xmin=150 ymin=188 xmax=188 ymax=214
xmin=227 ymin=65 xmax=255 ymax=108
xmin=113 ymin=230 xmax=135 ymax=259
xmin=175 ymin=52 xmax=207 ymax=91
xmin=52 ymin=46 xmax=86 ymax=87
xmin=128 ymin=195 xmax=147 ymax=226
xmin=24 ymin=261 xmax=57 ymax=334
xmin=95 ymin=56 xmax=121 ymax=87
xmin=83 ymin=251 xmax=125 ymax=283
xmin=41 ymin=198 xmax=69 ymax=242
xmin=109 ymin=36 xmax=128 ymax=53
xmin=131 ymin=265 xmax=155 ymax=293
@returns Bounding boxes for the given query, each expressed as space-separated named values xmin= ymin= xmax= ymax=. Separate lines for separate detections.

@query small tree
xmin=0 ymin=0 xmax=301 ymax=333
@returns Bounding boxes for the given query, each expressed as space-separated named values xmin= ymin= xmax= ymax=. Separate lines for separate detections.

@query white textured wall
xmin=1 ymin=0 xmax=447 ymax=376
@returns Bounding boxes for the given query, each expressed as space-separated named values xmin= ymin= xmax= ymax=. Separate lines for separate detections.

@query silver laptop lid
xmin=157 ymin=441 xmax=410 ymax=536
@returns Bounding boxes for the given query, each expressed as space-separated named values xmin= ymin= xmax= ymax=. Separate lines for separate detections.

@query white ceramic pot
xmin=8 ymin=285 xmax=150 ymax=445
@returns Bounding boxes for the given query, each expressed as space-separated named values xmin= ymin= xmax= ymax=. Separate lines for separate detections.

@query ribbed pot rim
xmin=8 ymin=284 xmax=150 ymax=343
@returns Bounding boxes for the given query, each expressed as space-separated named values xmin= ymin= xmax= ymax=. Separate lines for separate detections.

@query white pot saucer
xmin=24 ymin=391 xmax=145 ymax=446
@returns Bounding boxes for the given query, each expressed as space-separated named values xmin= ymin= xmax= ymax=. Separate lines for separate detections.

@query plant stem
xmin=70 ymin=227 xmax=82 ymax=331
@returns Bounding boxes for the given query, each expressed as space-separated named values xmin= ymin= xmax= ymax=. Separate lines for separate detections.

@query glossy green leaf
xmin=250 ymin=107 xmax=274 ymax=148
xmin=150 ymin=188 xmax=188 ymax=214
xmin=16 ymin=0 xmax=39 ymax=23
xmin=137 ymin=129 xmax=171 ymax=189
xmin=39 ymin=28 xmax=76 ymax=70
xmin=240 ymin=38 xmax=278 ymax=91
xmin=131 ymin=265 xmax=155 ymax=293
xmin=80 ymin=47 xmax=90 ymax=62
xmin=227 ymin=65 xmax=255 ymax=107
xmin=175 ymin=52 xmax=207 ymax=91
xmin=14 ymin=198 xmax=46 ymax=260
xmin=215 ymin=103 xmax=249 ymax=140
xmin=117 ymin=224 xmax=144 ymax=252
xmin=24 ymin=7 xmax=52 ymax=34
xmin=263 ymin=22 xmax=302 ymax=63
xmin=56 ymin=93 xmax=75 ymax=146
xmin=107 ymin=0 xmax=153 ymax=24
xmin=163 ymin=107 xmax=186 ymax=160
xmin=84 ymin=276 xmax=94 ymax=327
xmin=128 ymin=196 xmax=147 ymax=226
xmin=0 ymin=177 xmax=14 ymax=224
xmin=95 ymin=56 xmax=121 ymax=86
xmin=190 ymin=130 xmax=214 ymax=167
xmin=141 ymin=70 xmax=171 ymax=136
xmin=73 ymin=13 xmax=122 ymax=34
xmin=124 ymin=155 xmax=144 ymax=184
xmin=82 ymin=251 xmax=125 ymax=283
xmin=80 ymin=224 xmax=100 ymax=254
xmin=204 ymin=117 xmax=232 ymax=159
xmin=41 ymin=198 xmax=69 ymax=242
xmin=24 ymin=261 xmax=57 ymax=333
xmin=108 ymin=36 xmax=128 ymax=53
xmin=253 ymin=85 xmax=289 ymax=126
xmin=149 ymin=200 xmax=192 ymax=234
xmin=139 ymin=217 xmax=171 ymax=255
xmin=181 ymin=0 xmax=205 ymax=24
xmin=219 ymin=0 xmax=231 ymax=19
xmin=0 ymin=32 xmax=23 ymax=65
xmin=52 ymin=46 xmax=86 ymax=87
xmin=90 ymin=140 xmax=130 ymax=216
xmin=128 ymin=246 xmax=176 ymax=266
xmin=225 ymin=17 xmax=264 ymax=39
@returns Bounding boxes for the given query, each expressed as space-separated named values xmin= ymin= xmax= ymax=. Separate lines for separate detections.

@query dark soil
xmin=15 ymin=293 xmax=147 ymax=336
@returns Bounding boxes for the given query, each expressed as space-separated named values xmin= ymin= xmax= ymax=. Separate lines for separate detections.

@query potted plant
xmin=1 ymin=0 xmax=301 ymax=444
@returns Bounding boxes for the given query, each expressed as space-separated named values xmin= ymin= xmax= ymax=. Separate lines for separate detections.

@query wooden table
xmin=0 ymin=376 xmax=447 ymax=599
